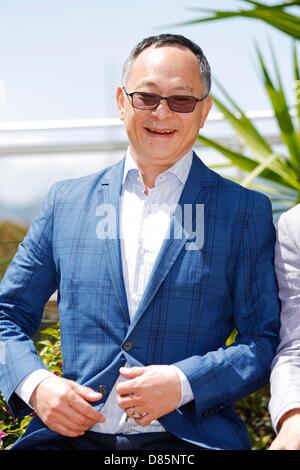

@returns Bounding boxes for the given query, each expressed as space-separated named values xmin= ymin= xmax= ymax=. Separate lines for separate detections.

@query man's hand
xmin=269 ymin=409 xmax=300 ymax=450
xmin=116 ymin=365 xmax=181 ymax=426
xmin=30 ymin=376 xmax=105 ymax=437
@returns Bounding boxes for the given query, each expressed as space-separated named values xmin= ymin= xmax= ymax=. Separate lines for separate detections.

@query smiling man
xmin=0 ymin=34 xmax=280 ymax=450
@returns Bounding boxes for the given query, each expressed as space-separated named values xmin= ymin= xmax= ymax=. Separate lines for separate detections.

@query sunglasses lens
xmin=132 ymin=93 xmax=159 ymax=109
xmin=168 ymin=96 xmax=196 ymax=113
xmin=129 ymin=91 xmax=198 ymax=113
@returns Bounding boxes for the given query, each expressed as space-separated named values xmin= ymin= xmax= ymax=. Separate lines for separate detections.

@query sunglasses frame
xmin=123 ymin=87 xmax=208 ymax=113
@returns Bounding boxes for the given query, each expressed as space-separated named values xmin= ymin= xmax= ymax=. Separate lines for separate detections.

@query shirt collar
xmin=122 ymin=147 xmax=193 ymax=186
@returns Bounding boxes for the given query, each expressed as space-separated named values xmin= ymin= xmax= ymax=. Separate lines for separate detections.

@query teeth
xmin=148 ymin=128 xmax=174 ymax=134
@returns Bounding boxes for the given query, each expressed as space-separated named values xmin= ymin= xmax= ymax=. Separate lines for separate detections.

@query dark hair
xmin=122 ymin=34 xmax=211 ymax=94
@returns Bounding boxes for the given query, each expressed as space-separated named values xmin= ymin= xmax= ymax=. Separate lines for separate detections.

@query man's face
xmin=116 ymin=45 xmax=212 ymax=168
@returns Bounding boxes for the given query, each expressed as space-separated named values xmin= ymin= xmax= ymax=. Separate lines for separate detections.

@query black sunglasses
xmin=123 ymin=87 xmax=208 ymax=113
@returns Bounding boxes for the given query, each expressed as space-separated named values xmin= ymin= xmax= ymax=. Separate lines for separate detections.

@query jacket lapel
xmin=97 ymin=158 xmax=130 ymax=322
xmin=127 ymin=153 xmax=216 ymax=335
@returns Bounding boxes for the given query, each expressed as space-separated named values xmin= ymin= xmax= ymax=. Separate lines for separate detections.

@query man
xmin=0 ymin=34 xmax=280 ymax=450
xmin=269 ymin=204 xmax=300 ymax=450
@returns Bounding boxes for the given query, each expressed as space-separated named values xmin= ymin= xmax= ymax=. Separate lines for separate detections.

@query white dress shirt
xmin=15 ymin=148 xmax=195 ymax=434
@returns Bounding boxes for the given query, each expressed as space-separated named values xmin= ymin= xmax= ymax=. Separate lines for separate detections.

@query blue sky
xmin=0 ymin=0 xmax=298 ymax=121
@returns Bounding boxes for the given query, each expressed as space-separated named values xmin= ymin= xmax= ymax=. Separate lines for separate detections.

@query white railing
xmin=0 ymin=110 xmax=286 ymax=225
xmin=0 ymin=110 xmax=283 ymax=157
xmin=0 ymin=109 xmax=282 ymax=131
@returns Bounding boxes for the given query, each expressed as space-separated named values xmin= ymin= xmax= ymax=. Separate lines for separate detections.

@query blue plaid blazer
xmin=0 ymin=153 xmax=280 ymax=449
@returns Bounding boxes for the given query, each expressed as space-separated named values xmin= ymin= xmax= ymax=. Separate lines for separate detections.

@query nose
xmin=152 ymin=98 xmax=173 ymax=119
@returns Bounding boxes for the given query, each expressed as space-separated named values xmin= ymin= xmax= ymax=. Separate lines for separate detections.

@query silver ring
xmin=132 ymin=408 xmax=145 ymax=419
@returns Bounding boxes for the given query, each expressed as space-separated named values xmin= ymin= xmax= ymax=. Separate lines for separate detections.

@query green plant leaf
xmin=212 ymin=86 xmax=273 ymax=159
xmin=256 ymin=44 xmax=300 ymax=170
xmin=210 ymin=84 xmax=300 ymax=189
xmin=242 ymin=1 xmax=300 ymax=8
xmin=198 ymin=135 xmax=276 ymax=180
xmin=241 ymin=153 xmax=279 ymax=186
xmin=293 ymin=42 xmax=300 ymax=130
xmin=176 ymin=1 xmax=300 ymax=39
xmin=198 ymin=134 xmax=300 ymax=191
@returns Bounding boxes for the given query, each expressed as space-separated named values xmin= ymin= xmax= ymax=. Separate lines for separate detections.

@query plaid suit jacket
xmin=0 ymin=153 xmax=280 ymax=449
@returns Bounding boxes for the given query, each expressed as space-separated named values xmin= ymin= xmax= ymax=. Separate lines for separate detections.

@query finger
xmin=118 ymin=395 xmax=143 ymax=409
xmin=57 ymin=404 xmax=103 ymax=428
xmin=66 ymin=391 xmax=105 ymax=423
xmin=116 ymin=379 xmax=140 ymax=396
xmin=133 ymin=413 xmax=155 ymax=426
xmin=49 ymin=410 xmax=89 ymax=433
xmin=119 ymin=367 xmax=145 ymax=379
xmin=71 ymin=383 xmax=103 ymax=402
xmin=47 ymin=417 xmax=86 ymax=438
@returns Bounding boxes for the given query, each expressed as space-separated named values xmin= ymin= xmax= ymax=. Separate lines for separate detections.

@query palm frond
xmin=255 ymin=44 xmax=300 ymax=171
xmin=176 ymin=1 xmax=300 ymax=39
xmin=198 ymin=134 xmax=300 ymax=190
xmin=293 ymin=43 xmax=300 ymax=130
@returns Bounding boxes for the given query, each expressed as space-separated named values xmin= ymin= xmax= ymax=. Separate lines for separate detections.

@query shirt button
xmin=127 ymin=429 xmax=133 ymax=434
xmin=98 ymin=384 xmax=108 ymax=396
xmin=123 ymin=340 xmax=133 ymax=352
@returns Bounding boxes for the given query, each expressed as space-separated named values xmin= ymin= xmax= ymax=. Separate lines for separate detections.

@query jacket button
xmin=123 ymin=340 xmax=133 ymax=352
xmin=98 ymin=384 xmax=108 ymax=396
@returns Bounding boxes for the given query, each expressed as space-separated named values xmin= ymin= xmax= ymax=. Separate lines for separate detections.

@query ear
xmin=116 ymin=86 xmax=125 ymax=121
xmin=199 ymin=95 xmax=213 ymax=129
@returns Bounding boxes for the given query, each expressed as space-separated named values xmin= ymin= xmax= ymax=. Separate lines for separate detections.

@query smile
xmin=145 ymin=127 xmax=176 ymax=135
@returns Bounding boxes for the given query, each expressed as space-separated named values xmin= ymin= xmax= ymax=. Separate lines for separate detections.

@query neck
xmin=138 ymin=165 xmax=167 ymax=190
xmin=129 ymin=150 xmax=181 ymax=190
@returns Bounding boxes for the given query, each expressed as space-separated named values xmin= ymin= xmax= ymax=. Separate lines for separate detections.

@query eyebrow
xmin=136 ymin=80 xmax=194 ymax=93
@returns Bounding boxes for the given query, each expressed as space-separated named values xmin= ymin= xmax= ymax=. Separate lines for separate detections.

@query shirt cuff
xmin=15 ymin=369 xmax=54 ymax=409
xmin=169 ymin=365 xmax=194 ymax=407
